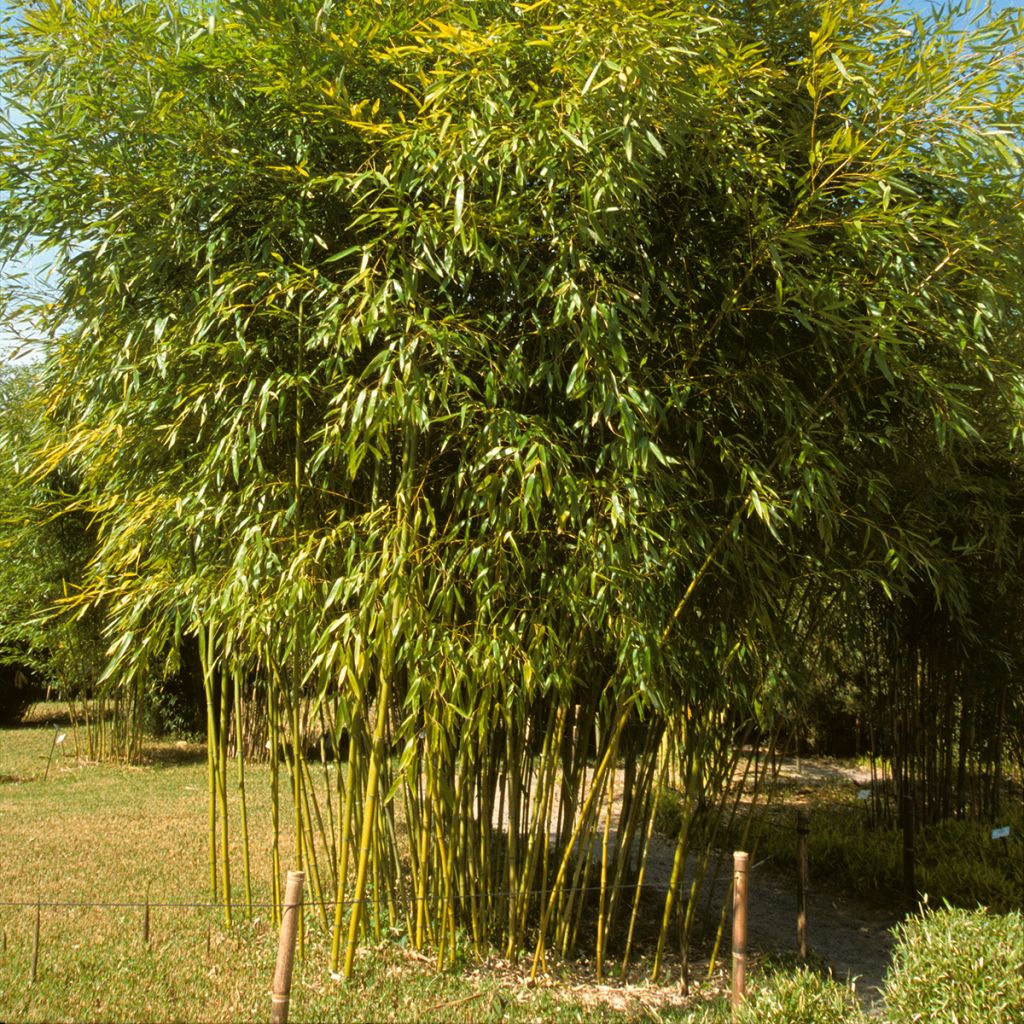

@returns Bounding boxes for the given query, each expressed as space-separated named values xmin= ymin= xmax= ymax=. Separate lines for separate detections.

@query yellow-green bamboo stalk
xmin=290 ymin=667 xmax=304 ymax=956
xmin=504 ymin=722 xmax=521 ymax=958
xmin=268 ymin=671 xmax=282 ymax=929
xmin=341 ymin=670 xmax=392 ymax=979
xmin=201 ymin=624 xmax=218 ymax=902
xmin=233 ymin=665 xmax=253 ymax=918
xmin=512 ymin=703 xmax=564 ymax=954
xmin=650 ymin=795 xmax=693 ymax=981
xmin=560 ymin=780 xmax=601 ymax=958
xmin=414 ymin=761 xmax=432 ymax=950
xmin=530 ymin=700 xmax=631 ymax=981
xmin=457 ymin=759 xmax=483 ymax=959
xmin=316 ymin=706 xmax=338 ymax=882
xmin=218 ymin=659 xmax=233 ymax=929
xmin=290 ymin=312 xmax=306 ymax=957
xmin=606 ymin=735 xmax=659 ymax=949
xmin=330 ymin=731 xmax=359 ymax=973
xmin=299 ymin=757 xmax=331 ymax=930
xmin=595 ymin=769 xmax=614 ymax=981
xmin=621 ymin=783 xmax=660 ymax=975
xmin=381 ymin=792 xmax=403 ymax=934
xmin=99 ymin=695 xmax=107 ymax=760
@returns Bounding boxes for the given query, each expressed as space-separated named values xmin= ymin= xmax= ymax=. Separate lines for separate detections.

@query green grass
xmin=690 ymin=960 xmax=863 ymax=1024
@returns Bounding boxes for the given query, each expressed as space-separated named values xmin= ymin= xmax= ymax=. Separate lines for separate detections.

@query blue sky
xmin=1 ymin=0 xmax=1022 ymax=364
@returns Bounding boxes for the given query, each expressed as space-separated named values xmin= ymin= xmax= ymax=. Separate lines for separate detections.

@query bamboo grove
xmin=2 ymin=0 xmax=1023 ymax=978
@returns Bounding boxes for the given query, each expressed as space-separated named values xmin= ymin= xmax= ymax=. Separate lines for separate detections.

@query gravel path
xmin=648 ymin=755 xmax=901 ymax=1011
xmin=492 ymin=755 xmax=902 ymax=1011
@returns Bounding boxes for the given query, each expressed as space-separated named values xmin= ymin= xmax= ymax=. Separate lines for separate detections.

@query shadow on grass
xmin=17 ymin=702 xmax=74 ymax=728
xmin=140 ymin=742 xmax=207 ymax=767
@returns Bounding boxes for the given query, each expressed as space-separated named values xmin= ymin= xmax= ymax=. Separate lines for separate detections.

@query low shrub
xmin=730 ymin=803 xmax=1023 ymax=914
xmin=882 ymin=905 xmax=1024 ymax=1024
xmin=919 ymin=817 xmax=1024 ymax=913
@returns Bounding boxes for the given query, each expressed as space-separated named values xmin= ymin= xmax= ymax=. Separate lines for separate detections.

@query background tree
xmin=0 ymin=364 xmax=108 ymax=732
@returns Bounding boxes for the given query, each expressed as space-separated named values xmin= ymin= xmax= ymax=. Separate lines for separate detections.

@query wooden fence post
xmin=731 ymin=851 xmax=749 ymax=1017
xmin=796 ymin=809 xmax=809 ymax=959
xmin=271 ymin=871 xmax=305 ymax=1024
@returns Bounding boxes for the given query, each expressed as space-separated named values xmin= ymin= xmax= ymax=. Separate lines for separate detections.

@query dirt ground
xmin=643 ymin=756 xmax=900 ymax=1011
xmin=569 ymin=755 xmax=901 ymax=1014
xmin=746 ymin=757 xmax=899 ymax=1007
xmin=489 ymin=754 xmax=901 ymax=1015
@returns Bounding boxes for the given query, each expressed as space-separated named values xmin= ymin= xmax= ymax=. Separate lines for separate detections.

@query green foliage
xmin=1 ymin=0 xmax=1023 ymax=973
xmin=0 ymin=365 xmax=54 ymax=670
xmin=0 ymin=365 xmax=104 ymax=702
xmin=742 ymin=801 xmax=1024 ymax=914
xmin=4 ymin=0 xmax=1022 ymax=705
xmin=883 ymin=906 xmax=1024 ymax=1024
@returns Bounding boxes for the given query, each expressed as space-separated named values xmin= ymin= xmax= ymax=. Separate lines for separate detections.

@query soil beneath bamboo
xmin=737 ymin=757 xmax=900 ymax=1010
xmin=675 ymin=756 xmax=897 ymax=1009
xmin=520 ymin=755 xmax=901 ymax=1016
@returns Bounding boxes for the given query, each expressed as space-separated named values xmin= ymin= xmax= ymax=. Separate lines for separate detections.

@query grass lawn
xmin=0 ymin=706 xmax=728 ymax=1023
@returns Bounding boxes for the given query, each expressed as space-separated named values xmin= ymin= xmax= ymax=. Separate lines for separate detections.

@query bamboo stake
xmin=271 ymin=870 xmax=305 ymax=1024
xmin=731 ymin=851 xmax=749 ymax=1017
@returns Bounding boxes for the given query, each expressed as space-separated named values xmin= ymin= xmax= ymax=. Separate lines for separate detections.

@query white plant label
xmin=857 ymin=789 xmax=871 ymax=801
xmin=991 ymin=826 xmax=1011 ymax=840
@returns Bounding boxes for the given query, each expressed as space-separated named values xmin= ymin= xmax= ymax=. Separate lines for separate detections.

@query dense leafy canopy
xmin=1 ymin=0 xmax=1022 ymax=970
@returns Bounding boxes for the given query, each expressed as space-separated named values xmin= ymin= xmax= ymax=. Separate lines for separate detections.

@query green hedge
xmin=883 ymin=905 xmax=1024 ymax=1024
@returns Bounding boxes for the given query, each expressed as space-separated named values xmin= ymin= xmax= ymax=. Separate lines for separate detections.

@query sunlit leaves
xmin=2 ymin=0 xmax=1024 ymax=968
